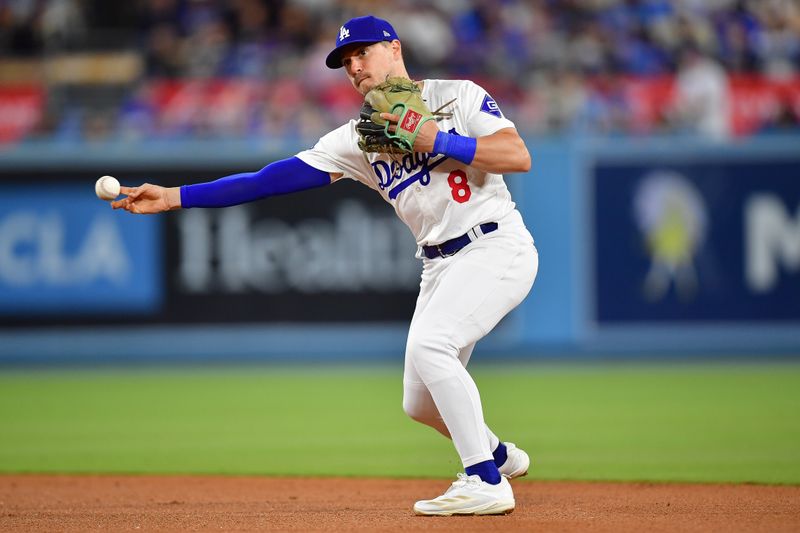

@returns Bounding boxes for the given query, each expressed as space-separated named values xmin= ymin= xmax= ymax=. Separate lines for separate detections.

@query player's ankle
xmin=492 ymin=442 xmax=508 ymax=468
xmin=465 ymin=459 xmax=502 ymax=485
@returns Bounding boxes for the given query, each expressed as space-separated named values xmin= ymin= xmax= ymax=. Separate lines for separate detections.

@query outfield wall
xmin=519 ymin=136 xmax=800 ymax=356
xmin=0 ymin=136 xmax=798 ymax=363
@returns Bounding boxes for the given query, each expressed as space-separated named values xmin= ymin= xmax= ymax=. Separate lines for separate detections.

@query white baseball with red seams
xmin=298 ymin=78 xmax=539 ymax=471
xmin=95 ymin=175 xmax=121 ymax=201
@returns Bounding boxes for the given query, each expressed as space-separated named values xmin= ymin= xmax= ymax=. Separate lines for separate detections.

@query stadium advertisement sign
xmin=592 ymin=158 xmax=800 ymax=323
xmin=0 ymin=186 xmax=161 ymax=315
xmin=162 ymin=182 xmax=421 ymax=323
xmin=0 ymin=173 xmax=419 ymax=325
xmin=0 ymin=86 xmax=44 ymax=144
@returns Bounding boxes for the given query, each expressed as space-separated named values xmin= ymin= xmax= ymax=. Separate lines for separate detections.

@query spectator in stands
xmin=669 ymin=45 xmax=731 ymax=140
xmin=753 ymin=2 xmax=800 ymax=78
xmin=41 ymin=0 xmax=87 ymax=51
xmin=716 ymin=5 xmax=761 ymax=74
xmin=145 ymin=23 xmax=184 ymax=77
xmin=580 ymin=68 xmax=635 ymax=135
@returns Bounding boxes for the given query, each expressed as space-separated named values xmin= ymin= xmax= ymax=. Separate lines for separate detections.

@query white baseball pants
xmin=402 ymin=210 xmax=538 ymax=468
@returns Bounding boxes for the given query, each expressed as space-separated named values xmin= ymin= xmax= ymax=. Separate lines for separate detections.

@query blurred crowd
xmin=2 ymin=0 xmax=800 ymax=142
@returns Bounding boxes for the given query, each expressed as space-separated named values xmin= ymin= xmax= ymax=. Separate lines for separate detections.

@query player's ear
xmin=391 ymin=40 xmax=402 ymax=60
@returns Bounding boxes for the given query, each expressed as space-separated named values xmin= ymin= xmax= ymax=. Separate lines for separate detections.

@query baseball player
xmin=113 ymin=15 xmax=538 ymax=516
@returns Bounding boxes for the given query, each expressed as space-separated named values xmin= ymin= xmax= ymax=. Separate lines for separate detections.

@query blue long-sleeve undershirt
xmin=180 ymin=157 xmax=331 ymax=208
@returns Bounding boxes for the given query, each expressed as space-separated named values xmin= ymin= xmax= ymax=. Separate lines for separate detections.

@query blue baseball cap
xmin=325 ymin=15 xmax=399 ymax=69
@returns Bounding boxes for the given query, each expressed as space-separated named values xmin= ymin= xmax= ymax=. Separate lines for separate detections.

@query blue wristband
xmin=433 ymin=131 xmax=477 ymax=165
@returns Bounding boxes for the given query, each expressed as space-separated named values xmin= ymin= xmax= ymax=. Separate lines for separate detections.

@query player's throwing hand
xmin=112 ymin=183 xmax=181 ymax=214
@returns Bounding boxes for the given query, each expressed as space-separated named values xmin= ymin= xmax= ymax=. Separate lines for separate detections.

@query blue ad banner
xmin=593 ymin=158 xmax=800 ymax=323
xmin=0 ymin=186 xmax=161 ymax=314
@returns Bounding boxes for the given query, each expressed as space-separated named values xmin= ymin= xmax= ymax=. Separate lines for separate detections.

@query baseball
xmin=95 ymin=175 xmax=120 ymax=201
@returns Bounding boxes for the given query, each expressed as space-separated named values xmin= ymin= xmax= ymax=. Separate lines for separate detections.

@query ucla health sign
xmin=0 ymin=186 xmax=161 ymax=314
xmin=593 ymin=158 xmax=800 ymax=323
xmin=1 ymin=167 xmax=420 ymax=326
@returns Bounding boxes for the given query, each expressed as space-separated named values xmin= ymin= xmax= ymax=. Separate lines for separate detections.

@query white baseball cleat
xmin=413 ymin=473 xmax=515 ymax=516
xmin=498 ymin=442 xmax=530 ymax=479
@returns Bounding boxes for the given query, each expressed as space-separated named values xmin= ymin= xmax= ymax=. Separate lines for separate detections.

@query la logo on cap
xmin=339 ymin=26 xmax=350 ymax=41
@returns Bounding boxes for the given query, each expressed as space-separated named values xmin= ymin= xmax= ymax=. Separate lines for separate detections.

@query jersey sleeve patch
xmin=480 ymin=94 xmax=503 ymax=118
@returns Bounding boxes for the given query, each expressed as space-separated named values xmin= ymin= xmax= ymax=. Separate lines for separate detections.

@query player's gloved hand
xmin=111 ymin=183 xmax=181 ymax=214
xmin=356 ymin=77 xmax=451 ymax=155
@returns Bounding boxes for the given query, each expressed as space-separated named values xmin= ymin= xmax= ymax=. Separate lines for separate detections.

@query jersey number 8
xmin=447 ymin=170 xmax=472 ymax=203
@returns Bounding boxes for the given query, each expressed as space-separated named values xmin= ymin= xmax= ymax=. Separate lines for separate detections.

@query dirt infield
xmin=0 ymin=475 xmax=798 ymax=532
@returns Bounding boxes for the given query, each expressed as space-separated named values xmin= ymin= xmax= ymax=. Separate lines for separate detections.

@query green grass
xmin=0 ymin=362 xmax=798 ymax=484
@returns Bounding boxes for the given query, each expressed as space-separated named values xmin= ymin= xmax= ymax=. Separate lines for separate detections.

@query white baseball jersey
xmin=299 ymin=78 xmax=539 ymax=473
xmin=297 ymin=79 xmax=518 ymax=246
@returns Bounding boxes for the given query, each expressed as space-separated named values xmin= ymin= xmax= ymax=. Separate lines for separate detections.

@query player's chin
xmin=355 ymin=77 xmax=374 ymax=94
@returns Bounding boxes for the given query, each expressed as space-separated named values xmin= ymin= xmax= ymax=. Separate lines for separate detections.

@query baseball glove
xmin=356 ymin=77 xmax=451 ymax=154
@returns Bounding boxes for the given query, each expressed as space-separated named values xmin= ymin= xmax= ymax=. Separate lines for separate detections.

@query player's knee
xmin=405 ymin=330 xmax=460 ymax=380
xmin=402 ymin=393 xmax=436 ymax=425
xmin=401 ymin=395 xmax=423 ymax=422
xmin=405 ymin=327 xmax=459 ymax=361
